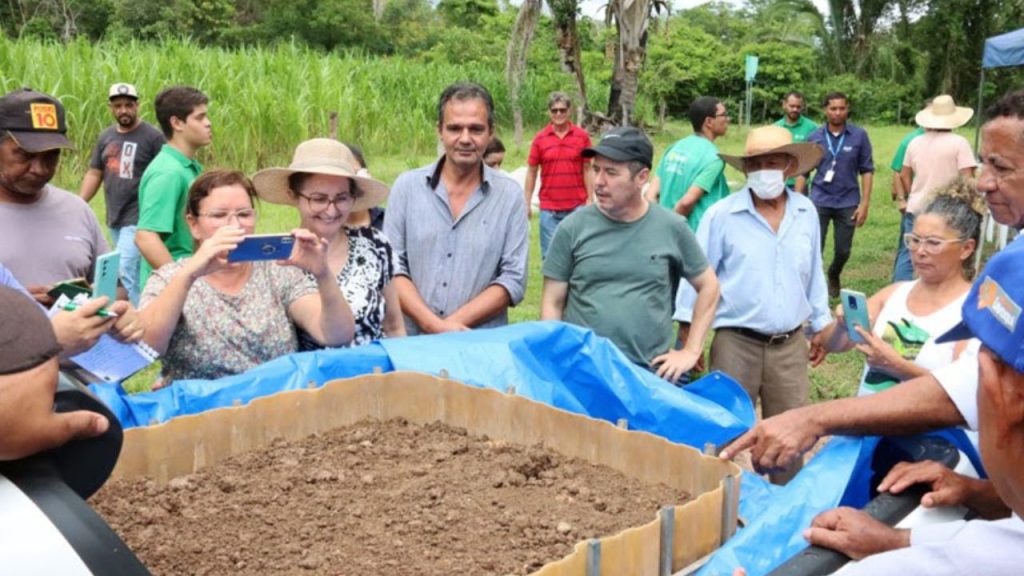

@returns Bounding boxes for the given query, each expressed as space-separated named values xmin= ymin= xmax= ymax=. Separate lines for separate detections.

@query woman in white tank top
xmin=818 ymin=177 xmax=986 ymax=395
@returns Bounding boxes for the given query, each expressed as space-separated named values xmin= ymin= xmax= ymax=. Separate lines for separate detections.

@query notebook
xmin=50 ymin=295 xmax=160 ymax=383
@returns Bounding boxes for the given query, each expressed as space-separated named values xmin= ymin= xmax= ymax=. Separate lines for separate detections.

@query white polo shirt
xmin=932 ymin=339 xmax=982 ymax=431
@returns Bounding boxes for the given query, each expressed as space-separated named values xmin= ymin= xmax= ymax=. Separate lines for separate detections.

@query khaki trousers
xmin=711 ymin=327 xmax=810 ymax=484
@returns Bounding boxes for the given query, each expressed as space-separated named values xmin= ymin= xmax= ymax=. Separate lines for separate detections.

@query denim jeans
xmin=816 ymin=205 xmax=857 ymax=280
xmin=891 ymin=211 xmax=915 ymax=282
xmin=110 ymin=225 xmax=141 ymax=305
xmin=540 ymin=208 xmax=577 ymax=259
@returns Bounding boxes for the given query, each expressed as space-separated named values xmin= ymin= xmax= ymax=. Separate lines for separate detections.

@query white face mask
xmin=747 ymin=169 xmax=786 ymax=200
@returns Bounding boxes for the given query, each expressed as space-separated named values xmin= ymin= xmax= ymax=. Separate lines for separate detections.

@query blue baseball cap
xmin=937 ymin=237 xmax=1024 ymax=372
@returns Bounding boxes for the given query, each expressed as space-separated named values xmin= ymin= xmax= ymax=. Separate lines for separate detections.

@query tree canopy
xmin=4 ymin=0 xmax=1022 ymax=126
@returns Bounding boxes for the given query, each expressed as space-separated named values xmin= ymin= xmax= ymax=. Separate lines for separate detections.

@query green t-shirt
xmin=542 ymin=204 xmax=709 ymax=367
xmin=890 ymin=127 xmax=926 ymax=171
xmin=137 ymin=144 xmax=202 ymax=289
xmin=774 ymin=115 xmax=818 ymax=186
xmin=773 ymin=115 xmax=818 ymax=143
xmin=655 ymin=135 xmax=729 ymax=231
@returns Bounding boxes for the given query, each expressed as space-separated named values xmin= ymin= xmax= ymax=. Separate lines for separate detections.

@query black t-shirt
xmin=88 ymin=122 xmax=165 ymax=228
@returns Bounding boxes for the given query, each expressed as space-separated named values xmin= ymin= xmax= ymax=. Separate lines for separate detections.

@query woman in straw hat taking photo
xmin=892 ymin=95 xmax=977 ymax=281
xmin=254 ymin=138 xmax=405 ymax=348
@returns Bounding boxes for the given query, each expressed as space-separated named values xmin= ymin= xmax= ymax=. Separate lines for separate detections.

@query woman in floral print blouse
xmin=139 ymin=170 xmax=355 ymax=383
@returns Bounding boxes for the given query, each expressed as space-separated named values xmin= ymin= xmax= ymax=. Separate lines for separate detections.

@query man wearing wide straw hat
xmin=892 ymin=95 xmax=977 ymax=281
xmin=721 ymin=89 xmax=1024 ymax=488
xmin=253 ymin=138 xmax=404 ymax=346
xmin=676 ymin=125 xmax=828 ymax=484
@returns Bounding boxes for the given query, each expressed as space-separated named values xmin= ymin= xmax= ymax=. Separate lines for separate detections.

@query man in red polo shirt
xmin=524 ymin=92 xmax=594 ymax=259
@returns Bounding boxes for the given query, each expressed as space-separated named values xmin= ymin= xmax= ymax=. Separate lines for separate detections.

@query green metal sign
xmin=745 ymin=54 xmax=759 ymax=82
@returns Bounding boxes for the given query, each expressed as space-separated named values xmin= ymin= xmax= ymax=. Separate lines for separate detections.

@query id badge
xmin=823 ymin=169 xmax=835 ymax=183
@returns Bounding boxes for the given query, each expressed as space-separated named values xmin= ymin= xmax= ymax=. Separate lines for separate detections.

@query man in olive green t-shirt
xmin=135 ymin=86 xmax=211 ymax=289
xmin=773 ymin=91 xmax=817 ymax=191
xmin=647 ymin=96 xmax=731 ymax=231
xmin=542 ymin=127 xmax=720 ymax=384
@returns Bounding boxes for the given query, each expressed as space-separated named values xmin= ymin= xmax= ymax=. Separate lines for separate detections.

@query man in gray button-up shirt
xmin=385 ymin=83 xmax=529 ymax=335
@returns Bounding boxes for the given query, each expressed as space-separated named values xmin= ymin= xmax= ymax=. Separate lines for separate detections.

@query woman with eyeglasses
xmin=138 ymin=169 xmax=355 ymax=384
xmin=254 ymin=138 xmax=405 ymax=349
xmin=819 ymin=176 xmax=985 ymax=396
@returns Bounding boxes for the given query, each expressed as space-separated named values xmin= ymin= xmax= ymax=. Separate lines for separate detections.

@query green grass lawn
xmin=61 ymin=121 xmax=981 ymax=398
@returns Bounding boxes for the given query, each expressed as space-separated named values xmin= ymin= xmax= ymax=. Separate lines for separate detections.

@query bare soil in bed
xmin=92 ymin=418 xmax=691 ymax=575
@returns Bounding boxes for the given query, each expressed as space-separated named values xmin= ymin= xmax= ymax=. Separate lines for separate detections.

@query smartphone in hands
xmin=227 ymin=234 xmax=295 ymax=262
xmin=92 ymin=250 xmax=120 ymax=303
xmin=840 ymin=289 xmax=871 ymax=344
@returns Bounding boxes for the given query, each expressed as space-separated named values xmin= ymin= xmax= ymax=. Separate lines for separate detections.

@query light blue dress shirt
xmin=0 ymin=262 xmax=35 ymax=303
xmin=675 ymin=188 xmax=831 ymax=334
xmin=385 ymin=158 xmax=529 ymax=335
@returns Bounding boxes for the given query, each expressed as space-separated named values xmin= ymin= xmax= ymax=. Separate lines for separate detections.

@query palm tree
xmin=770 ymin=0 xmax=895 ymax=77
xmin=506 ymin=0 xmax=590 ymax=145
xmin=551 ymin=0 xmax=589 ymax=123
xmin=506 ymin=0 xmax=543 ymax=146
xmin=603 ymin=0 xmax=667 ymax=125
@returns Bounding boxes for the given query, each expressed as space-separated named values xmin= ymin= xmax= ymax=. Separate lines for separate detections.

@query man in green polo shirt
xmin=774 ymin=91 xmax=817 ymax=192
xmin=647 ymin=96 xmax=731 ymax=231
xmin=135 ymin=86 xmax=211 ymax=289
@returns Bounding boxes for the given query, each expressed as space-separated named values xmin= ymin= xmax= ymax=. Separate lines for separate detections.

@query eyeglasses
xmin=715 ymin=112 xmax=730 ymax=118
xmin=298 ymin=193 xmax=355 ymax=212
xmin=549 ymin=107 xmax=569 ymax=114
xmin=903 ymin=233 xmax=964 ymax=254
xmin=198 ymin=209 xmax=257 ymax=223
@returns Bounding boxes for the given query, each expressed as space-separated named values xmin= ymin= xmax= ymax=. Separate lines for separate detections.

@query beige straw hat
xmin=719 ymin=125 xmax=823 ymax=176
xmin=252 ymin=138 xmax=389 ymax=211
xmin=916 ymin=95 xmax=974 ymax=130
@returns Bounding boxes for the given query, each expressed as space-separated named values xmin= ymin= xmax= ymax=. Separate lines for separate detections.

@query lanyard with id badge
xmin=823 ymin=131 xmax=845 ymax=183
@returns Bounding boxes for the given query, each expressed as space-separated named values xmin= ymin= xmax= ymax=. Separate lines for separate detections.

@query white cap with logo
xmin=108 ymin=83 xmax=138 ymax=100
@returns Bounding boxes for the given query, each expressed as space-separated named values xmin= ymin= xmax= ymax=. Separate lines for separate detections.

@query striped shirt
xmin=528 ymin=123 xmax=592 ymax=211
xmin=384 ymin=158 xmax=529 ymax=335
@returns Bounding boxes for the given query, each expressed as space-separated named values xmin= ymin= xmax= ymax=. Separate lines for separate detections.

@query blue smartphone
xmin=92 ymin=251 xmax=120 ymax=303
xmin=227 ymin=234 xmax=295 ymax=262
xmin=841 ymin=288 xmax=871 ymax=344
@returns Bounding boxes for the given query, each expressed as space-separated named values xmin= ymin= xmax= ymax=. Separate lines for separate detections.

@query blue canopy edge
xmin=983 ymin=28 xmax=1024 ymax=69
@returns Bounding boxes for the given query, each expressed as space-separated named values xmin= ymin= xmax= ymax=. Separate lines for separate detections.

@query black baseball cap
xmin=0 ymin=88 xmax=74 ymax=153
xmin=582 ymin=126 xmax=653 ymax=168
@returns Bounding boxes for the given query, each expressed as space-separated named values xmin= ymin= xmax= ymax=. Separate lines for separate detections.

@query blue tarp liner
xmin=88 ymin=320 xmax=982 ymax=576
xmin=698 ymin=426 xmax=984 ymax=576
xmin=90 ymin=344 xmax=394 ymax=428
xmin=379 ymin=322 xmax=755 ymax=448
xmin=983 ymin=27 xmax=1024 ymax=69
xmin=90 ymin=321 xmax=755 ymax=450
xmin=699 ymin=436 xmax=881 ymax=575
